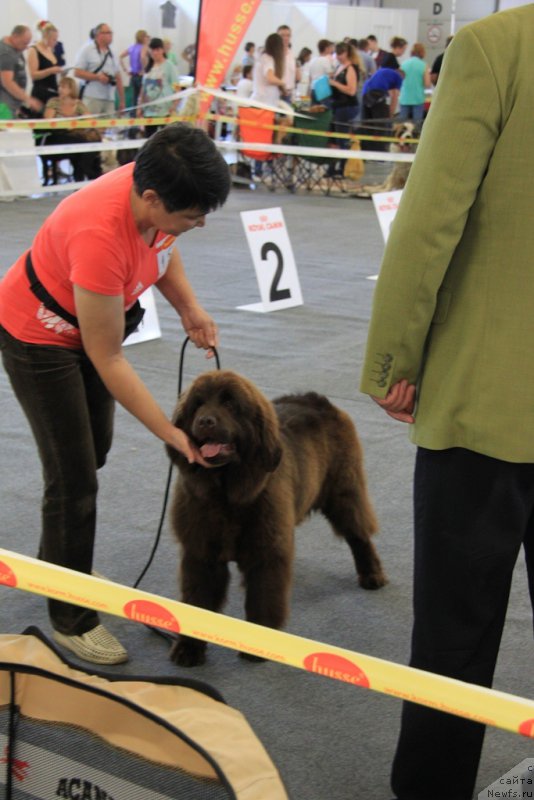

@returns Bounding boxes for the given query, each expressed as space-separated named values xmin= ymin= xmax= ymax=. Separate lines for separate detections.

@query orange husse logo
xmin=303 ymin=652 xmax=370 ymax=688
xmin=123 ymin=600 xmax=180 ymax=632
xmin=0 ymin=561 xmax=17 ymax=587
xmin=519 ymin=719 xmax=534 ymax=738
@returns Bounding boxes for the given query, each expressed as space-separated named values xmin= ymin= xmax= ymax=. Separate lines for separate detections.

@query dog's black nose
xmin=197 ymin=414 xmax=217 ymax=429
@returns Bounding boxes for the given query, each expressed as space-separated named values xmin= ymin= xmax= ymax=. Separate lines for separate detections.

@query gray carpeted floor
xmin=1 ymin=177 xmax=533 ymax=799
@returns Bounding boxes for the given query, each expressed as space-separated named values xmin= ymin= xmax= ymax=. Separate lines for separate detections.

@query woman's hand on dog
xmin=167 ymin=426 xmax=213 ymax=467
xmin=372 ymin=379 xmax=416 ymax=423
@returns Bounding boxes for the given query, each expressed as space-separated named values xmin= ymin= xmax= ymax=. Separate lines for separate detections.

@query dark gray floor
xmin=1 ymin=178 xmax=533 ymax=799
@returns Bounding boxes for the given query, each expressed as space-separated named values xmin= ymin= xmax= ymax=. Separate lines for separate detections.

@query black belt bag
xmin=363 ymin=89 xmax=387 ymax=109
xmin=25 ymin=251 xmax=145 ymax=340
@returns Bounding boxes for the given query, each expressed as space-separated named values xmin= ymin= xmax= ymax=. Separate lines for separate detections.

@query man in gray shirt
xmin=0 ymin=25 xmax=42 ymax=117
xmin=75 ymin=23 xmax=125 ymax=116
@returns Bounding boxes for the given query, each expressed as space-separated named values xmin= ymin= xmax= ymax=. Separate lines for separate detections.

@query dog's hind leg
xmin=321 ymin=465 xmax=387 ymax=589
xmin=323 ymin=496 xmax=387 ymax=589
xmin=170 ymin=554 xmax=230 ymax=667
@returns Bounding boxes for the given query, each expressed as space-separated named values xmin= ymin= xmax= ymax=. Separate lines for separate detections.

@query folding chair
xmin=291 ymin=108 xmax=348 ymax=196
xmin=236 ymin=107 xmax=289 ymax=191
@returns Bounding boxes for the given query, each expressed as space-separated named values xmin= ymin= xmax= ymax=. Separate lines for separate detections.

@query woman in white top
xmin=251 ymin=33 xmax=286 ymax=107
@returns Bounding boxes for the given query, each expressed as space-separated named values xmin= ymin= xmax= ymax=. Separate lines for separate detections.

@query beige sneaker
xmin=53 ymin=624 xmax=128 ymax=665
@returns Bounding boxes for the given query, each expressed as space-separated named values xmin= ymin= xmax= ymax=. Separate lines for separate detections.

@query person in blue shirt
xmin=360 ymin=67 xmax=403 ymax=150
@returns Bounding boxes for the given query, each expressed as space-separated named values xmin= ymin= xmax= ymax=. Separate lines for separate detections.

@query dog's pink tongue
xmin=200 ymin=443 xmax=222 ymax=458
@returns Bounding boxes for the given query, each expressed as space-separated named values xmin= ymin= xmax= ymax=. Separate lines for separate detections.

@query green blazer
xmin=359 ymin=5 xmax=534 ymax=462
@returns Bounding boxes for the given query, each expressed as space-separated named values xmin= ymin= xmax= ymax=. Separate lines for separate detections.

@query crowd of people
xmin=0 ymin=19 xmax=451 ymax=185
xmin=0 ymin=21 xmax=188 ymax=183
xmin=229 ymin=28 xmax=449 ymax=159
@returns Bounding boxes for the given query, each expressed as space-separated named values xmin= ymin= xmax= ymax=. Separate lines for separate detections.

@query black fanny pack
xmin=25 ymin=251 xmax=145 ymax=340
xmin=363 ymin=89 xmax=387 ymax=109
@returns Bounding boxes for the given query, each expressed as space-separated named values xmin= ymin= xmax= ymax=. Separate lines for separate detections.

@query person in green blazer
xmin=359 ymin=6 xmax=534 ymax=799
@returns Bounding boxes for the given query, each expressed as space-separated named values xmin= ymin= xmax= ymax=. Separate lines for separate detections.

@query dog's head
xmin=168 ymin=370 xmax=282 ymax=475
xmin=390 ymin=121 xmax=419 ymax=154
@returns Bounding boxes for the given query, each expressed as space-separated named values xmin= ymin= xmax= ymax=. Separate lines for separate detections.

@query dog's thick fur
xmin=358 ymin=121 xmax=419 ymax=197
xmin=166 ymin=370 xmax=386 ymax=666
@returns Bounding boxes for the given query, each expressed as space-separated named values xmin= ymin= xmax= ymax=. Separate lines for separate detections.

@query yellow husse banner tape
xmin=1 ymin=547 xmax=533 ymax=738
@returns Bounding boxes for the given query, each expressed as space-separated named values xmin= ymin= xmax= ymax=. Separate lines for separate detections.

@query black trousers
xmin=360 ymin=94 xmax=390 ymax=152
xmin=0 ymin=325 xmax=114 ymax=635
xmin=392 ymin=447 xmax=534 ymax=800
xmin=43 ymin=131 xmax=102 ymax=182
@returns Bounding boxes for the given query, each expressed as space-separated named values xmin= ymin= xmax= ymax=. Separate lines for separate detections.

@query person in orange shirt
xmin=0 ymin=124 xmax=230 ymax=665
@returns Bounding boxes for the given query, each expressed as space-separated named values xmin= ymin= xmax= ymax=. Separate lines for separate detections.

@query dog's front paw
xmin=170 ymin=636 xmax=207 ymax=667
xmin=239 ymin=650 xmax=267 ymax=663
xmin=359 ymin=571 xmax=388 ymax=590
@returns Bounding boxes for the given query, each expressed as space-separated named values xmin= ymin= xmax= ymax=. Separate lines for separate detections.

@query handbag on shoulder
xmin=311 ymin=74 xmax=332 ymax=103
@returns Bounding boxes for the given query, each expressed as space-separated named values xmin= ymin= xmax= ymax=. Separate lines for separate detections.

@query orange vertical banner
xmin=195 ymin=0 xmax=261 ymax=115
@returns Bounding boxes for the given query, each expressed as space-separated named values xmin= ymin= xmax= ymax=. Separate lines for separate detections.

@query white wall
xmin=246 ymin=2 xmax=418 ymax=59
xmin=1 ymin=0 xmax=497 ymax=86
xmin=381 ymin=0 xmax=495 ymax=65
xmin=1 ymin=0 xmax=196 ymax=76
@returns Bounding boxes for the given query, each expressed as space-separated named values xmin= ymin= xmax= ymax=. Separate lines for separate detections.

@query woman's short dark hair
xmin=149 ymin=37 xmax=164 ymax=51
xmin=133 ymin=124 xmax=230 ymax=213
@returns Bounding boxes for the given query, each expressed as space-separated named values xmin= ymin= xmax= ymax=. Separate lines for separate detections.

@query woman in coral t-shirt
xmin=0 ymin=124 xmax=230 ymax=665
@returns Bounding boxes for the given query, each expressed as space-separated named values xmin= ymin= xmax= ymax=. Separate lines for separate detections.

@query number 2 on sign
xmin=261 ymin=242 xmax=291 ymax=302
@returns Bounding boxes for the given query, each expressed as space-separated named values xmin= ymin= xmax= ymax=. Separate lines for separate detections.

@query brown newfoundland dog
xmin=166 ymin=370 xmax=386 ymax=666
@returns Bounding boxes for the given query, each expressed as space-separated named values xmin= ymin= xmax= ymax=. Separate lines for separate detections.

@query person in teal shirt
xmin=138 ymin=37 xmax=179 ymax=135
xmin=399 ymin=43 xmax=431 ymax=122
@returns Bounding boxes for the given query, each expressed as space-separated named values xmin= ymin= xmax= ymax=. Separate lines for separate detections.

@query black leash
xmin=133 ymin=337 xmax=221 ymax=590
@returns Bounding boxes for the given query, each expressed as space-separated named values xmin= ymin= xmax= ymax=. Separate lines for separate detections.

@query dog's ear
xmin=257 ymin=403 xmax=283 ymax=472
xmin=165 ymin=392 xmax=189 ymax=467
xmin=260 ymin=439 xmax=282 ymax=472
xmin=171 ymin=393 xmax=185 ymax=429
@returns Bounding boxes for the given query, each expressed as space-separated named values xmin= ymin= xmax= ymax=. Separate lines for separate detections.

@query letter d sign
xmin=433 ymin=2 xmax=442 ymax=14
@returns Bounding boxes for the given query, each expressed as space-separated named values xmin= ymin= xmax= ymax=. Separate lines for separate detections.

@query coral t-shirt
xmin=0 ymin=163 xmax=176 ymax=349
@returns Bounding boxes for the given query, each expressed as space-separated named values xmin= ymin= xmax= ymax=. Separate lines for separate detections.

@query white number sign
xmin=239 ymin=207 xmax=303 ymax=313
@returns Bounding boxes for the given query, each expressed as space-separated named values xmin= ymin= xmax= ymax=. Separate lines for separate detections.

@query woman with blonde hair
xmin=28 ymin=22 xmax=63 ymax=108
xmin=399 ymin=42 xmax=431 ymax=122
xmin=44 ymin=76 xmax=88 ymax=119
xmin=120 ymin=29 xmax=150 ymax=110
xmin=119 ymin=29 xmax=150 ymax=110
xmin=43 ymin=76 xmax=102 ymax=183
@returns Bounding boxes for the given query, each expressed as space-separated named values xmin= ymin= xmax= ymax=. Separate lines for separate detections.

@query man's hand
xmin=27 ymin=97 xmax=43 ymax=112
xmin=372 ymin=379 xmax=416 ymax=423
